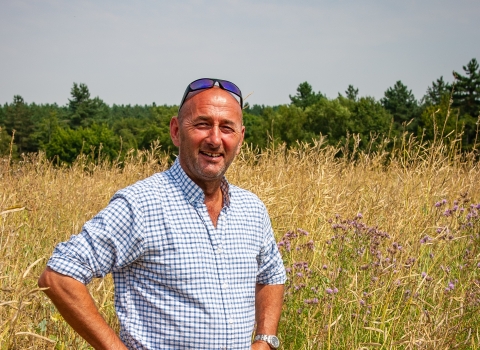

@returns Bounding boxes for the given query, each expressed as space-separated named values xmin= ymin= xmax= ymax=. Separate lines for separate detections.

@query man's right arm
xmin=38 ymin=267 xmax=127 ymax=350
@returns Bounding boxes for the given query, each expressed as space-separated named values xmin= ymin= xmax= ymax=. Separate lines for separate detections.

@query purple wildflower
xmin=325 ymin=288 xmax=334 ymax=295
xmin=297 ymin=228 xmax=309 ymax=236
xmin=420 ymin=235 xmax=431 ymax=244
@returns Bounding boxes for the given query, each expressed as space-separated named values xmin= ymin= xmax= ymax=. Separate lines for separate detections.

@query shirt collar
xmin=168 ymin=158 xmax=231 ymax=207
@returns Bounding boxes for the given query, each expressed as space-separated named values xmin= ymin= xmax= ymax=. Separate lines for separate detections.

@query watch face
xmin=270 ymin=336 xmax=280 ymax=348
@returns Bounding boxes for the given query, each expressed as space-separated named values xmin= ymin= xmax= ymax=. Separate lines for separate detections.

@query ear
xmin=170 ymin=116 xmax=181 ymax=147
xmin=235 ymin=125 xmax=245 ymax=155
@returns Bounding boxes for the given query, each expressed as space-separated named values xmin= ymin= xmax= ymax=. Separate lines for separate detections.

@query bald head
xmin=177 ymin=86 xmax=243 ymax=124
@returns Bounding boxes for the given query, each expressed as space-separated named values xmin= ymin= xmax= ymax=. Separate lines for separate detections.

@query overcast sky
xmin=1 ymin=0 xmax=479 ymax=107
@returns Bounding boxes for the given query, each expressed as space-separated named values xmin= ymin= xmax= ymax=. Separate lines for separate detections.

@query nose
xmin=206 ymin=125 xmax=221 ymax=147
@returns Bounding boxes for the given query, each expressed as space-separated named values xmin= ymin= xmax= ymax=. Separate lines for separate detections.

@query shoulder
xmin=229 ymin=184 xmax=268 ymax=213
xmin=111 ymin=172 xmax=169 ymax=206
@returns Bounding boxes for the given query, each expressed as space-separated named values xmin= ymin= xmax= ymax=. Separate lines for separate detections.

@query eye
xmin=195 ymin=122 xmax=210 ymax=128
xmin=221 ymin=125 xmax=236 ymax=133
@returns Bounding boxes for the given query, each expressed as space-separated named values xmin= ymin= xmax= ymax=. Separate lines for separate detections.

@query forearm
xmin=38 ymin=267 xmax=127 ymax=350
xmin=254 ymin=283 xmax=284 ymax=346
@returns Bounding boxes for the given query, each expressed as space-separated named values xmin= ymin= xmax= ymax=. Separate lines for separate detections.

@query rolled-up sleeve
xmin=256 ymin=210 xmax=286 ymax=285
xmin=47 ymin=193 xmax=145 ymax=285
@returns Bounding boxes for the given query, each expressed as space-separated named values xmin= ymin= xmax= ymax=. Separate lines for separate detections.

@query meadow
xmin=1 ymin=131 xmax=479 ymax=349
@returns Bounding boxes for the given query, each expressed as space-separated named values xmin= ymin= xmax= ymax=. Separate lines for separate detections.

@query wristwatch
xmin=254 ymin=334 xmax=280 ymax=349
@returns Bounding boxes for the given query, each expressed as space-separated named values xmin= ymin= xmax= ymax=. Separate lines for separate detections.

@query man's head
xmin=170 ymin=78 xmax=245 ymax=190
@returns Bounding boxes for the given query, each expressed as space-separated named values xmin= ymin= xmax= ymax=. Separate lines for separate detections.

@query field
xmin=1 ymin=134 xmax=480 ymax=349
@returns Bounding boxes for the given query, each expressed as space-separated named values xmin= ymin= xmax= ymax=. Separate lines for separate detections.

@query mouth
xmin=200 ymin=151 xmax=223 ymax=158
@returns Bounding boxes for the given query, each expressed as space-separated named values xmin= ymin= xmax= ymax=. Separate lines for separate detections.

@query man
xmin=38 ymin=78 xmax=286 ymax=350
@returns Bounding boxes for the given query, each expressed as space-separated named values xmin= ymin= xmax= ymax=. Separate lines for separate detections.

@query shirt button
xmin=222 ymin=282 xmax=228 ymax=289
xmin=228 ymin=318 xmax=233 ymax=324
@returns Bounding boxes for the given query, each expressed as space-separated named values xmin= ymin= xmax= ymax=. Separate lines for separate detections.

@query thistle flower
xmin=306 ymin=240 xmax=315 ymax=250
xmin=297 ymin=228 xmax=309 ymax=236
xmin=420 ymin=235 xmax=431 ymax=243
xmin=445 ymin=281 xmax=455 ymax=292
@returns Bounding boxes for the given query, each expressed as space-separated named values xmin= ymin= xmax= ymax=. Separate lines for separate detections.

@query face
xmin=170 ymin=87 xmax=245 ymax=189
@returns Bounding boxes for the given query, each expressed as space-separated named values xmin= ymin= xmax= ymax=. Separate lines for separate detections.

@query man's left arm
xmin=252 ymin=283 xmax=284 ymax=350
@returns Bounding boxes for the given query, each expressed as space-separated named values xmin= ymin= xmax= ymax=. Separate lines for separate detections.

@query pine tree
xmin=423 ymin=76 xmax=451 ymax=106
xmin=4 ymin=95 xmax=37 ymax=153
xmin=381 ymin=81 xmax=419 ymax=132
xmin=345 ymin=85 xmax=359 ymax=101
xmin=452 ymin=58 xmax=480 ymax=118
xmin=68 ymin=83 xmax=102 ymax=128
xmin=289 ymin=82 xmax=324 ymax=109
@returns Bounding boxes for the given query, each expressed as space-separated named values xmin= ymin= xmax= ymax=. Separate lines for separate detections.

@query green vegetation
xmin=1 ymin=58 xmax=479 ymax=163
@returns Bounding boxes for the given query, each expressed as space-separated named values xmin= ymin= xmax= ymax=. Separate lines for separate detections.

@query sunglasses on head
xmin=179 ymin=78 xmax=243 ymax=111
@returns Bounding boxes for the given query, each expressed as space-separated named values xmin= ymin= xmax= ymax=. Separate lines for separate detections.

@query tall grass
xmin=1 ymin=132 xmax=479 ymax=349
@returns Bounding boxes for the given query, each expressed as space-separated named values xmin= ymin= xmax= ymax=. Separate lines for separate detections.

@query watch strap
xmin=254 ymin=334 xmax=280 ymax=349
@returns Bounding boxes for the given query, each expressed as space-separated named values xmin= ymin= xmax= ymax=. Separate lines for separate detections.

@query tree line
xmin=1 ymin=58 xmax=479 ymax=164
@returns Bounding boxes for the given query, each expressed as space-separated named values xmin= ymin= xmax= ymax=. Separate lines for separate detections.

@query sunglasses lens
xmin=190 ymin=78 xmax=214 ymax=91
xmin=219 ymin=80 xmax=242 ymax=96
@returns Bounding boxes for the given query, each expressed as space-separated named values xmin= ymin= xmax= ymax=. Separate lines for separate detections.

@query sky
xmin=1 ymin=0 xmax=479 ymax=107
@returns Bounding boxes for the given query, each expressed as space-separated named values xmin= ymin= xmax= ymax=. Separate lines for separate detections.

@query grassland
xmin=1 ymin=133 xmax=479 ymax=349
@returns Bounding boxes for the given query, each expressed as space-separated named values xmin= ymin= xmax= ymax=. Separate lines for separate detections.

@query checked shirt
xmin=47 ymin=159 xmax=286 ymax=350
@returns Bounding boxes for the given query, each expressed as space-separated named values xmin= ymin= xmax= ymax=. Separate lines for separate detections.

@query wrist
xmin=254 ymin=334 xmax=280 ymax=349
xmin=253 ymin=340 xmax=272 ymax=349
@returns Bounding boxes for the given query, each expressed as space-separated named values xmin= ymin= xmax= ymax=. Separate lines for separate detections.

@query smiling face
xmin=170 ymin=87 xmax=245 ymax=191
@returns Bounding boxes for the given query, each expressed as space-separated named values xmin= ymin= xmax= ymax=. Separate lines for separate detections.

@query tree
xmin=45 ymin=124 xmax=120 ymax=164
xmin=4 ymin=95 xmax=37 ymax=153
xmin=381 ymin=81 xmax=420 ymax=133
xmin=0 ymin=127 xmax=18 ymax=157
xmin=305 ymin=98 xmax=352 ymax=145
xmin=345 ymin=85 xmax=359 ymax=101
xmin=421 ymin=94 xmax=460 ymax=142
xmin=289 ymin=82 xmax=324 ymax=109
xmin=68 ymin=83 xmax=107 ymax=128
xmin=423 ymin=76 xmax=451 ymax=106
xmin=452 ymin=58 xmax=480 ymax=118
xmin=348 ymin=96 xmax=394 ymax=141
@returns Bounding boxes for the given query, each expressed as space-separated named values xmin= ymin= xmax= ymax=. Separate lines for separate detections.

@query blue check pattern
xmin=47 ymin=159 xmax=286 ymax=350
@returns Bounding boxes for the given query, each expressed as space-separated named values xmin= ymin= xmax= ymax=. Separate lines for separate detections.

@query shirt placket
xmin=194 ymin=203 xmax=232 ymax=349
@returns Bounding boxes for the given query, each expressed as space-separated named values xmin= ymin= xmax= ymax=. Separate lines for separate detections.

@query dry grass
xmin=1 ymin=134 xmax=479 ymax=349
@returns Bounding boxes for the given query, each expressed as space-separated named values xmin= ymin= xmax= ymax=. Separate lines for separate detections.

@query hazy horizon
xmin=1 ymin=0 xmax=479 ymax=107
